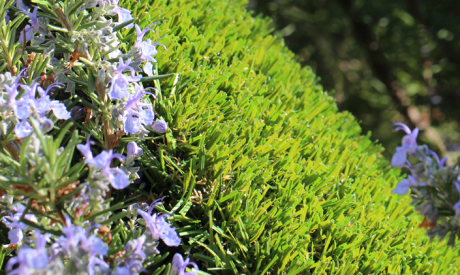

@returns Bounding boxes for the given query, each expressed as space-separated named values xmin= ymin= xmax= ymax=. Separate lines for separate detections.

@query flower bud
xmin=151 ymin=120 xmax=167 ymax=133
xmin=127 ymin=141 xmax=143 ymax=159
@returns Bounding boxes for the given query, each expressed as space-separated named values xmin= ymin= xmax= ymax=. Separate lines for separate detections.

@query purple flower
xmin=143 ymin=62 xmax=153 ymax=76
xmin=14 ymin=0 xmax=29 ymax=10
xmin=108 ymin=58 xmax=142 ymax=100
xmin=391 ymin=122 xmax=419 ymax=167
xmin=115 ymin=235 xmax=147 ymax=274
xmin=6 ymin=231 xmax=49 ymax=275
xmin=14 ymin=121 xmax=34 ymax=138
xmin=113 ymin=6 xmax=134 ymax=29
xmin=115 ymin=267 xmax=132 ymax=275
xmin=76 ymin=134 xmax=95 ymax=161
xmin=2 ymin=204 xmax=37 ymax=244
xmin=18 ymin=7 xmax=39 ymax=32
xmin=6 ymin=79 xmax=70 ymax=138
xmin=91 ymin=150 xmax=129 ymax=189
xmin=428 ymin=149 xmax=448 ymax=168
xmin=32 ymin=83 xmax=71 ymax=120
xmin=52 ymin=215 xmax=109 ymax=273
xmin=150 ymin=120 xmax=168 ymax=133
xmin=134 ymin=24 xmax=167 ymax=73
xmin=103 ymin=165 xmax=130 ymax=190
xmin=453 ymin=201 xmax=460 ymax=220
xmin=171 ymin=253 xmax=199 ymax=275
xmin=453 ymin=182 xmax=460 ymax=220
xmin=56 ymin=216 xmax=107 ymax=256
xmin=77 ymin=136 xmax=130 ymax=189
xmin=94 ymin=0 xmax=133 ymax=29
xmin=127 ymin=141 xmax=143 ymax=159
xmin=18 ymin=25 xmax=33 ymax=42
xmin=137 ymin=200 xmax=181 ymax=247
xmin=392 ymin=175 xmax=425 ymax=195
xmin=122 ymin=84 xmax=155 ymax=134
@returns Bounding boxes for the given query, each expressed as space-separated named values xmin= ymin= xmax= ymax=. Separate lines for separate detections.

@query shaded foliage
xmin=248 ymin=0 xmax=460 ymax=161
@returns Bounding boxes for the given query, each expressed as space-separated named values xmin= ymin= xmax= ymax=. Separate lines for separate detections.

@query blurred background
xmin=247 ymin=0 xmax=460 ymax=161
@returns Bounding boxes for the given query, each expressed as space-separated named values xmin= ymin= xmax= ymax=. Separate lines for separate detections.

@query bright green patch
xmin=122 ymin=0 xmax=460 ymax=273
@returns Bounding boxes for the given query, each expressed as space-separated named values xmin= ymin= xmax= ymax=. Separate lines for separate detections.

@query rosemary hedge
xmin=121 ymin=0 xmax=460 ymax=273
xmin=1 ymin=0 xmax=460 ymax=273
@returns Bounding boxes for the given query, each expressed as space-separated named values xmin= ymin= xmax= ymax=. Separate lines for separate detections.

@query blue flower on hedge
xmin=171 ymin=253 xmax=199 ymax=275
xmin=428 ymin=149 xmax=448 ymax=168
xmin=2 ymin=203 xmax=37 ymax=244
xmin=134 ymin=24 xmax=167 ymax=75
xmin=114 ymin=235 xmax=147 ymax=275
xmin=137 ymin=200 xmax=181 ymax=247
xmin=18 ymin=25 xmax=33 ymax=42
xmin=150 ymin=120 xmax=168 ymax=133
xmin=77 ymin=135 xmax=130 ymax=189
xmin=391 ymin=122 xmax=419 ymax=167
xmin=108 ymin=58 xmax=142 ymax=100
xmin=51 ymin=215 xmax=109 ymax=273
xmin=127 ymin=141 xmax=143 ymax=159
xmin=391 ymin=175 xmax=425 ymax=195
xmin=113 ymin=6 xmax=134 ymax=29
xmin=453 ymin=181 xmax=460 ymax=219
xmin=122 ymin=84 xmax=155 ymax=134
xmin=6 ymin=231 xmax=49 ymax=274
xmin=13 ymin=0 xmax=29 ymax=10
xmin=6 ymin=79 xmax=70 ymax=138
xmin=95 ymin=0 xmax=133 ymax=29
xmin=17 ymin=6 xmax=38 ymax=42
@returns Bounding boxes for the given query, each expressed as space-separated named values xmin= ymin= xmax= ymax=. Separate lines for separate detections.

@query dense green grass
xmin=121 ymin=0 xmax=460 ymax=273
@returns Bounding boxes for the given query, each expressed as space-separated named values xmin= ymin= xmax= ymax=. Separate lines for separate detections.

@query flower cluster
xmin=6 ymin=216 xmax=109 ymax=274
xmin=77 ymin=134 xmax=130 ymax=190
xmin=2 ymin=202 xmax=37 ymax=244
xmin=0 ymin=0 xmax=197 ymax=274
xmin=0 ymin=69 xmax=71 ymax=138
xmin=390 ymin=122 xmax=460 ymax=245
xmin=5 ymin=203 xmax=198 ymax=275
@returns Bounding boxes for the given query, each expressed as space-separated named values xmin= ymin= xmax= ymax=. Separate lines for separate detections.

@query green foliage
xmin=118 ymin=0 xmax=460 ymax=273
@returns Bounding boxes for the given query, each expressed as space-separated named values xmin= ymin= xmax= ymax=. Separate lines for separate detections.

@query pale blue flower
xmin=108 ymin=58 xmax=142 ymax=100
xmin=143 ymin=62 xmax=153 ymax=76
xmin=391 ymin=122 xmax=419 ymax=167
xmin=115 ymin=267 xmax=131 ymax=275
xmin=5 ymin=231 xmax=49 ymax=275
xmin=14 ymin=121 xmax=34 ymax=138
xmin=51 ymin=215 xmax=109 ymax=274
xmin=134 ymin=24 xmax=167 ymax=71
xmin=18 ymin=7 xmax=39 ymax=32
xmin=122 ymin=84 xmax=155 ymax=134
xmin=127 ymin=141 xmax=143 ymax=159
xmin=18 ymin=25 xmax=33 ymax=42
xmin=137 ymin=203 xmax=181 ymax=247
xmin=2 ymin=203 xmax=37 ymax=244
xmin=14 ymin=0 xmax=29 ymax=10
xmin=113 ymin=6 xmax=134 ymax=29
xmin=76 ymin=134 xmax=95 ymax=162
xmin=392 ymin=175 xmax=425 ymax=195
xmin=151 ymin=120 xmax=167 ymax=133
xmin=453 ymin=182 xmax=460 ymax=220
xmin=6 ymin=79 xmax=70 ymax=138
xmin=428 ymin=149 xmax=448 ymax=168
xmin=77 ymin=136 xmax=130 ymax=189
xmin=171 ymin=253 xmax=199 ymax=275
xmin=115 ymin=235 xmax=147 ymax=274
